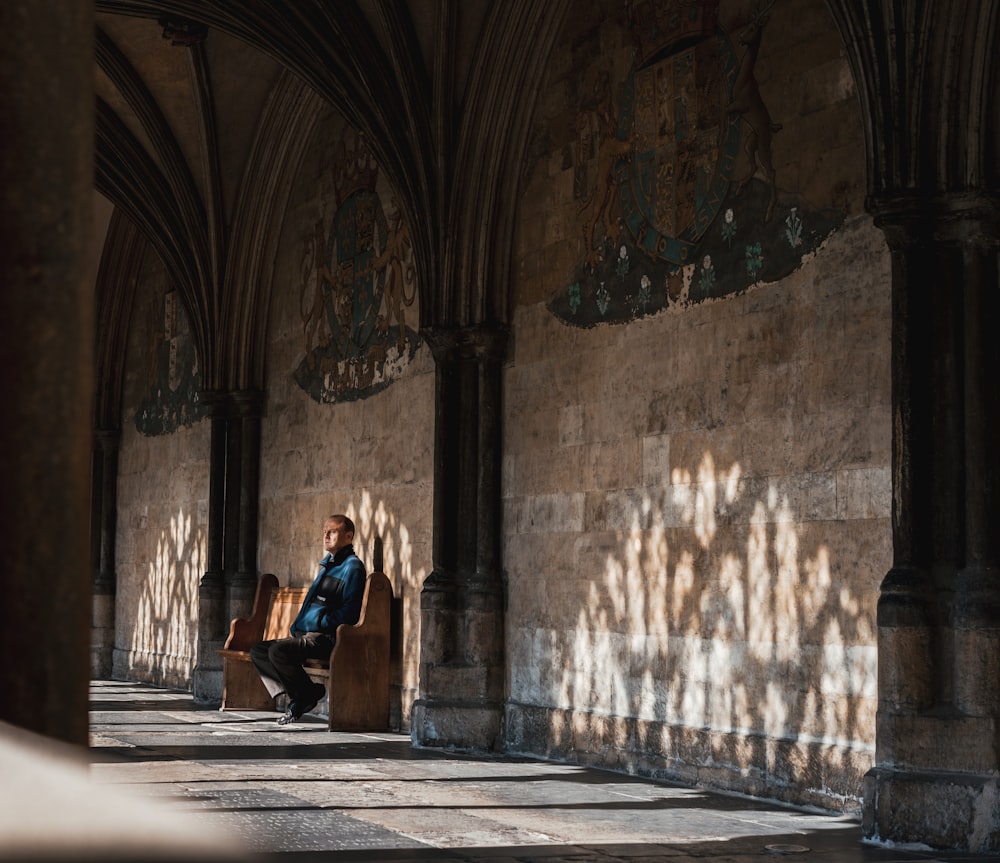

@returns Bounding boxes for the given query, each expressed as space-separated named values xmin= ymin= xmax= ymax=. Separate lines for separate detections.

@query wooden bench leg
xmin=221 ymin=658 xmax=274 ymax=711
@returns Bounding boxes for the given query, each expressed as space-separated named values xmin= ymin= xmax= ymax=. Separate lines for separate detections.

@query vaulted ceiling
xmin=93 ymin=0 xmax=571 ymax=397
xmin=93 ymin=0 xmax=1000 ymax=403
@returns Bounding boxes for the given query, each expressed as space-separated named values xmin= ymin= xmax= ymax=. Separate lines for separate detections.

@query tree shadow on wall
xmin=343 ymin=489 xmax=426 ymax=729
xmin=524 ymin=450 xmax=884 ymax=809
xmin=126 ymin=508 xmax=206 ymax=689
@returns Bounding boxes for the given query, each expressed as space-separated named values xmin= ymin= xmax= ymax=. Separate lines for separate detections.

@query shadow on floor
xmin=82 ymin=681 xmax=992 ymax=863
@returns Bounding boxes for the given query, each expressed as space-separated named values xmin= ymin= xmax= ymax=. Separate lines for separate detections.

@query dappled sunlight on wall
xmin=122 ymin=507 xmax=205 ymax=688
xmin=506 ymin=0 xmax=890 ymax=806
xmin=351 ymin=490 xmax=418 ymax=586
xmin=509 ymin=442 xmax=886 ymax=806
xmin=319 ymin=489 xmax=426 ymax=723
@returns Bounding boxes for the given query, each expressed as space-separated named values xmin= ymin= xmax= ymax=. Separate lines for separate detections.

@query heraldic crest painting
xmin=548 ymin=0 xmax=844 ymax=327
xmin=295 ymin=128 xmax=420 ymax=404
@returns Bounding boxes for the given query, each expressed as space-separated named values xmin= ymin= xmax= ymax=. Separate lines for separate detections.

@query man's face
xmin=323 ymin=519 xmax=353 ymax=555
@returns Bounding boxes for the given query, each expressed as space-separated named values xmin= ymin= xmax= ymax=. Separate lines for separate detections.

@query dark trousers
xmin=250 ymin=633 xmax=333 ymax=704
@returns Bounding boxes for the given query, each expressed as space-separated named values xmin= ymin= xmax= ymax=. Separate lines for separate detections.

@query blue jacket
xmin=290 ymin=545 xmax=366 ymax=637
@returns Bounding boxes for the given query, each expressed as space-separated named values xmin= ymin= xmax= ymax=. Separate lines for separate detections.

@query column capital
xmin=420 ymin=324 xmax=508 ymax=364
xmin=93 ymin=427 xmax=121 ymax=450
xmin=158 ymin=16 xmax=208 ymax=47
xmin=868 ymin=191 xmax=1000 ymax=248
xmin=198 ymin=388 xmax=264 ymax=418
xmin=231 ymin=389 xmax=264 ymax=418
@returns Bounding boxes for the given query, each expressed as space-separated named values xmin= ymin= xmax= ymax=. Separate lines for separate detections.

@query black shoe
xmin=275 ymin=683 xmax=325 ymax=726
xmin=300 ymin=681 xmax=325 ymax=714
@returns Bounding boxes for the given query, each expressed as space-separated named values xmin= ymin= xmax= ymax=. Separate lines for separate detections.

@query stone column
xmin=863 ymin=193 xmax=1000 ymax=851
xmin=822 ymin=0 xmax=1000 ymax=848
xmin=411 ymin=325 xmax=508 ymax=750
xmin=91 ymin=429 xmax=121 ymax=678
xmin=193 ymin=390 xmax=263 ymax=702
xmin=0 ymin=0 xmax=93 ymax=744
xmin=229 ymin=390 xmax=263 ymax=620
xmin=193 ymin=396 xmax=228 ymax=701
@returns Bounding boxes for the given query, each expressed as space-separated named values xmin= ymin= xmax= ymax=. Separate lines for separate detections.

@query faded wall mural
xmin=135 ymin=289 xmax=208 ymax=435
xmin=550 ymin=0 xmax=843 ymax=326
xmin=295 ymin=130 xmax=420 ymax=403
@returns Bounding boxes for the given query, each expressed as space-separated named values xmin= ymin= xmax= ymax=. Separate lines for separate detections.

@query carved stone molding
xmin=158 ymin=15 xmax=207 ymax=47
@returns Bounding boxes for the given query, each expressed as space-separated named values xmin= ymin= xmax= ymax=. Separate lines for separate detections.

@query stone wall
xmin=259 ymin=104 xmax=435 ymax=726
xmin=502 ymin=0 xmax=892 ymax=811
xmin=114 ymin=249 xmax=210 ymax=689
xmin=109 ymin=103 xmax=434 ymax=721
xmin=108 ymin=0 xmax=894 ymax=806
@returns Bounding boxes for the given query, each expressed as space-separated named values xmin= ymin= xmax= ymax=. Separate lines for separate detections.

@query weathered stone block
xmin=864 ymin=768 xmax=1000 ymax=852
xmin=411 ymin=699 xmax=503 ymax=751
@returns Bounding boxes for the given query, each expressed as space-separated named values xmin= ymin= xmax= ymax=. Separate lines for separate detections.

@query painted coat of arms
xmin=551 ymin=0 xmax=843 ymax=326
xmin=295 ymin=131 xmax=420 ymax=403
xmin=135 ymin=289 xmax=208 ymax=435
xmin=616 ymin=9 xmax=740 ymax=266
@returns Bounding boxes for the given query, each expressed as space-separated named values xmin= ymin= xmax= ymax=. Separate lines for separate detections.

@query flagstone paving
xmin=72 ymin=681 xmax=995 ymax=863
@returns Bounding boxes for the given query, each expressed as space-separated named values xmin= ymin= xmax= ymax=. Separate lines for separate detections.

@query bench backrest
xmin=262 ymin=587 xmax=308 ymax=641
xmin=223 ymin=570 xmax=393 ymax=654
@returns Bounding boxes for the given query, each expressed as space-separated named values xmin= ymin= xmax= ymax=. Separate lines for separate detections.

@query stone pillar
xmin=0 ymin=0 xmax=93 ymax=744
xmin=863 ymin=194 xmax=1000 ymax=852
xmin=193 ymin=398 xmax=227 ymax=702
xmin=91 ymin=429 xmax=121 ymax=678
xmin=229 ymin=390 xmax=263 ymax=619
xmin=411 ymin=325 xmax=507 ymax=750
xmin=822 ymin=0 xmax=1000 ymax=848
xmin=193 ymin=390 xmax=263 ymax=703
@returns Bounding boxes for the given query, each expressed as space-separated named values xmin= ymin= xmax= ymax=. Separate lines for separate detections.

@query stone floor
xmin=10 ymin=680 xmax=996 ymax=862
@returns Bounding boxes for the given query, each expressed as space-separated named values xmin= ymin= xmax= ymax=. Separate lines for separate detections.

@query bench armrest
xmin=222 ymin=573 xmax=278 ymax=651
xmin=328 ymin=572 xmax=393 ymax=729
xmin=334 ymin=571 xmax=391 ymax=642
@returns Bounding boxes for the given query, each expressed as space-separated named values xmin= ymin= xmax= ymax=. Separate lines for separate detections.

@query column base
xmin=192 ymin=633 xmax=224 ymax=704
xmin=90 ymin=593 xmax=115 ymax=678
xmin=192 ymin=649 xmax=224 ymax=704
xmin=410 ymin=698 xmax=503 ymax=751
xmin=863 ymin=767 xmax=1000 ymax=853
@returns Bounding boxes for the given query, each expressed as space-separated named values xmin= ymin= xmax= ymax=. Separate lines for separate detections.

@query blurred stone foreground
xmin=0 ymin=721 xmax=249 ymax=862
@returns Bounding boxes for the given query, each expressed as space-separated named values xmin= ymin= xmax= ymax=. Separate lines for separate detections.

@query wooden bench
xmin=219 ymin=570 xmax=393 ymax=731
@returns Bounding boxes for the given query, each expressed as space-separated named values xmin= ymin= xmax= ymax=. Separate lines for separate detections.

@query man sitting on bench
xmin=250 ymin=514 xmax=366 ymax=725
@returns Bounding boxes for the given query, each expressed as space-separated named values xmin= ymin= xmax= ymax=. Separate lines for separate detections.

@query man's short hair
xmin=327 ymin=514 xmax=355 ymax=535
